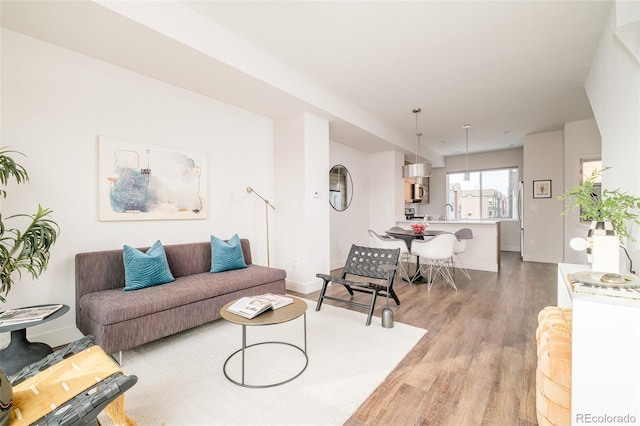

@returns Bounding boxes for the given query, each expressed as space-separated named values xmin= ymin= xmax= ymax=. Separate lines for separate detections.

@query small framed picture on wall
xmin=533 ymin=180 xmax=552 ymax=199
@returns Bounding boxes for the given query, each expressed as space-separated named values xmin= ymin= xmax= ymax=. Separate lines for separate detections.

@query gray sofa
xmin=75 ymin=239 xmax=286 ymax=355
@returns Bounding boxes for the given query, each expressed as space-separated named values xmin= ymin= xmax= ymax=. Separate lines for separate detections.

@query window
xmin=446 ymin=167 xmax=519 ymax=220
xmin=581 ymin=159 xmax=602 ymax=185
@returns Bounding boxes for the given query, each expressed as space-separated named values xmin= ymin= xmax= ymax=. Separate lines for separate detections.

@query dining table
xmin=385 ymin=228 xmax=443 ymax=283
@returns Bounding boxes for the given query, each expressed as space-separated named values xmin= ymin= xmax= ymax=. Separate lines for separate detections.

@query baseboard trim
xmin=286 ymin=278 xmax=323 ymax=295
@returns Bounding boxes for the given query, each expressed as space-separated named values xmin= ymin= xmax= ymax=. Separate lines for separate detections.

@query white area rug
xmin=104 ymin=299 xmax=426 ymax=426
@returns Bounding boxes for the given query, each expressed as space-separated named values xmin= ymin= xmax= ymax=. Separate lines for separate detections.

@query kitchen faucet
xmin=444 ymin=203 xmax=453 ymax=220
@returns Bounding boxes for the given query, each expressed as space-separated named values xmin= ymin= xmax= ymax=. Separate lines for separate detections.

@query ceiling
xmin=180 ymin=0 xmax=612 ymax=157
xmin=1 ymin=1 xmax=613 ymax=160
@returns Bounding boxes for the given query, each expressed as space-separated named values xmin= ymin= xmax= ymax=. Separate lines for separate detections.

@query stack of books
xmin=568 ymin=271 xmax=640 ymax=300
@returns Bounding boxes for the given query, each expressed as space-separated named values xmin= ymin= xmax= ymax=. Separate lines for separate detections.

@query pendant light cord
xmin=464 ymin=124 xmax=471 ymax=180
xmin=413 ymin=108 xmax=421 ymax=163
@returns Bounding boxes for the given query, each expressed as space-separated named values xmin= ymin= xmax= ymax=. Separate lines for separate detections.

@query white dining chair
xmin=410 ymin=233 xmax=458 ymax=291
xmin=368 ymin=230 xmax=414 ymax=283
xmin=452 ymin=228 xmax=473 ymax=280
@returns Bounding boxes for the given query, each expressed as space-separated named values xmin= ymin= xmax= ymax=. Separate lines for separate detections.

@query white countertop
xmin=394 ymin=219 xmax=501 ymax=272
xmin=397 ymin=219 xmax=501 ymax=225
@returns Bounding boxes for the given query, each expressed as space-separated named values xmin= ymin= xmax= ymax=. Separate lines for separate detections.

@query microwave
xmin=404 ymin=177 xmax=429 ymax=203
xmin=411 ymin=183 xmax=427 ymax=201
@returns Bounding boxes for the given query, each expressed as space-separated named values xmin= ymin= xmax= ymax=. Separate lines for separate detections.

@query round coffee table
xmin=0 ymin=304 xmax=70 ymax=375
xmin=220 ymin=295 xmax=308 ymax=388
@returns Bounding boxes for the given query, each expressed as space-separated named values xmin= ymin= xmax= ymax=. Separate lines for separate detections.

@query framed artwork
xmin=98 ymin=135 xmax=207 ymax=221
xmin=533 ymin=179 xmax=552 ymax=199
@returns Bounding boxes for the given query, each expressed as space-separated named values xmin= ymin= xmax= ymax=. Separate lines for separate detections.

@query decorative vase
xmin=586 ymin=220 xmax=620 ymax=273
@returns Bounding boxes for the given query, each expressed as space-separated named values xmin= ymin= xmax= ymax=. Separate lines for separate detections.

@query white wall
xmin=329 ymin=141 xmax=370 ymax=269
xmin=273 ymin=112 xmax=330 ymax=293
xmin=302 ymin=113 xmax=331 ymax=288
xmin=326 ymin=146 xmax=403 ymax=270
xmin=523 ymin=131 xmax=565 ymax=263
xmin=273 ymin=114 xmax=305 ymax=277
xmin=368 ymin=150 xmax=405 ymax=233
xmin=562 ymin=119 xmax=602 ymax=264
xmin=1 ymin=29 xmax=276 ymax=347
xmin=585 ymin=1 xmax=640 ymax=272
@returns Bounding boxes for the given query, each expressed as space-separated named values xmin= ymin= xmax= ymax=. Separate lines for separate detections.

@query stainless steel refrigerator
xmin=517 ymin=180 xmax=524 ymax=260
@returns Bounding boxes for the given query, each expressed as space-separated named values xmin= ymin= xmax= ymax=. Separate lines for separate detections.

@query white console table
xmin=557 ymin=263 xmax=640 ymax=425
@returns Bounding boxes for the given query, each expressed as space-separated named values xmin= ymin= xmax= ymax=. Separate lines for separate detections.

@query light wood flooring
xmin=298 ymin=251 xmax=557 ymax=426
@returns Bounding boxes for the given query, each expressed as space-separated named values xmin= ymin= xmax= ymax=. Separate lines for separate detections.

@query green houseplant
xmin=558 ymin=167 xmax=640 ymax=242
xmin=0 ymin=147 xmax=60 ymax=303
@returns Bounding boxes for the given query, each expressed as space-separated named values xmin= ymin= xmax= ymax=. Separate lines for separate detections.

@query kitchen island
xmin=395 ymin=220 xmax=501 ymax=272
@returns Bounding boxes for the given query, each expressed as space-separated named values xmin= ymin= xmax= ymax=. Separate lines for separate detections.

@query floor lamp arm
xmin=247 ymin=186 xmax=275 ymax=266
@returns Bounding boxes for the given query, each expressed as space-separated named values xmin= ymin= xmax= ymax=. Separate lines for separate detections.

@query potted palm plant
xmin=0 ymin=147 xmax=60 ymax=303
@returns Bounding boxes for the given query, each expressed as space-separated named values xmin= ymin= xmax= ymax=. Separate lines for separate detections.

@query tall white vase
xmin=586 ymin=220 xmax=620 ymax=273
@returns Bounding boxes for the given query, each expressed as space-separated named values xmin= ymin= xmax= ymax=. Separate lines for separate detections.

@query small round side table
xmin=0 ymin=304 xmax=70 ymax=375
xmin=220 ymin=296 xmax=308 ymax=388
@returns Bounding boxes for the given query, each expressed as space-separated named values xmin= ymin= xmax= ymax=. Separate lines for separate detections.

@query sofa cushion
xmin=210 ymin=234 xmax=247 ymax=273
xmin=79 ymin=264 xmax=286 ymax=325
xmin=123 ymin=240 xmax=175 ymax=291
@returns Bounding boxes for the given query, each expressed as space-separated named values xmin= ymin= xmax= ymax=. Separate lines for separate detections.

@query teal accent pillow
xmin=123 ymin=240 xmax=175 ymax=291
xmin=211 ymin=234 xmax=247 ymax=273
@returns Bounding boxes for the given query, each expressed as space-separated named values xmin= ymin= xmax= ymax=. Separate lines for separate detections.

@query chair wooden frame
xmin=316 ymin=244 xmax=400 ymax=326
xmin=8 ymin=335 xmax=138 ymax=426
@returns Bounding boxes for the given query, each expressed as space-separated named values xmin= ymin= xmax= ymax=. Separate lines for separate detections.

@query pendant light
xmin=402 ymin=108 xmax=432 ymax=178
xmin=463 ymin=124 xmax=471 ymax=181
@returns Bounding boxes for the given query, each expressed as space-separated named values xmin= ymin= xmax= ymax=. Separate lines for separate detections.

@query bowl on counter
xmin=410 ymin=223 xmax=428 ymax=234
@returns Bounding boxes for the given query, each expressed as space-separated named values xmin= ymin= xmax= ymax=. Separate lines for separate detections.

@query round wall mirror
xmin=329 ymin=164 xmax=353 ymax=211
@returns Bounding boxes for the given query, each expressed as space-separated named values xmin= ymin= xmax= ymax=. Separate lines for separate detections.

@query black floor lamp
xmin=246 ymin=186 xmax=275 ymax=267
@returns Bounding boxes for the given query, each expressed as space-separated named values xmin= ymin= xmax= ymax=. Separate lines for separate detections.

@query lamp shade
xmin=402 ymin=162 xmax=432 ymax=178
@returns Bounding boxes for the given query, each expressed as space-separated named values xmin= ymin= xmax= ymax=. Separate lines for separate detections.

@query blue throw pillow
xmin=123 ymin=240 xmax=175 ymax=291
xmin=211 ymin=234 xmax=247 ymax=273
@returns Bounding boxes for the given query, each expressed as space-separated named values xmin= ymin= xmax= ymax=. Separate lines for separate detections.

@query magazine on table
xmin=226 ymin=294 xmax=294 ymax=319
xmin=254 ymin=293 xmax=294 ymax=310
xmin=0 ymin=304 xmax=64 ymax=326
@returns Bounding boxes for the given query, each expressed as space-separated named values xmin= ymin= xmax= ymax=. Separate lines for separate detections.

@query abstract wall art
xmin=98 ymin=136 xmax=207 ymax=221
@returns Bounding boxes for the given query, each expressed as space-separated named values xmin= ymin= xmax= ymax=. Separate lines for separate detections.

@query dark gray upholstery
xmin=75 ymin=239 xmax=286 ymax=354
